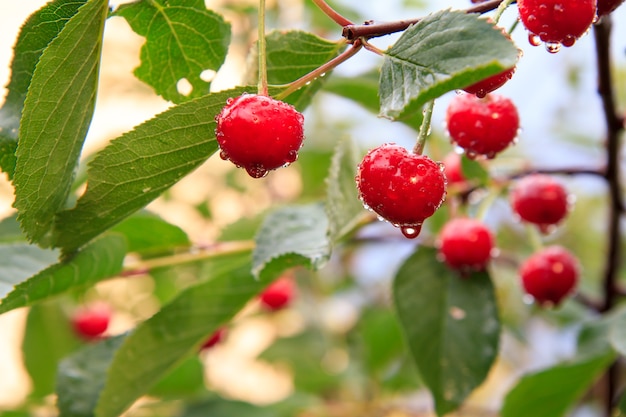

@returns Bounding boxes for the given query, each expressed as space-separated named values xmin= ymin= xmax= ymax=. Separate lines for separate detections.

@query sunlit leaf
xmin=114 ymin=0 xmax=231 ymax=103
xmin=13 ymin=0 xmax=109 ymax=243
xmin=0 ymin=0 xmax=87 ymax=178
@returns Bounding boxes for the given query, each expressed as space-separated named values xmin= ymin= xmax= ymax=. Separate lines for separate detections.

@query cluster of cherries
xmin=211 ymin=0 xmax=625 ymax=312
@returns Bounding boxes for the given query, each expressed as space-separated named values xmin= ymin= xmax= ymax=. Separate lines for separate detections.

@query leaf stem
xmin=121 ymin=241 xmax=255 ymax=275
xmin=274 ymin=39 xmax=360 ymax=101
xmin=310 ymin=0 xmax=353 ymax=26
xmin=413 ymin=100 xmax=434 ymax=155
xmin=492 ymin=0 xmax=516 ymax=24
xmin=257 ymin=0 xmax=268 ymax=96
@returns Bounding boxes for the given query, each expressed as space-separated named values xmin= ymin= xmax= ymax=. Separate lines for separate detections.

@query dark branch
xmin=342 ymin=0 xmax=513 ymax=41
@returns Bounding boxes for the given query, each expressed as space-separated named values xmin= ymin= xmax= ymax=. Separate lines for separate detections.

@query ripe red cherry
xmin=442 ymin=152 xmax=466 ymax=185
xmin=438 ymin=218 xmax=495 ymax=271
xmin=201 ymin=327 xmax=227 ymax=350
xmin=597 ymin=0 xmax=625 ymax=16
xmin=72 ymin=303 xmax=111 ymax=341
xmin=215 ymin=94 xmax=305 ymax=178
xmin=517 ymin=0 xmax=597 ymax=50
xmin=463 ymin=67 xmax=515 ymax=98
xmin=259 ymin=276 xmax=295 ymax=311
xmin=519 ymin=246 xmax=579 ymax=306
xmin=356 ymin=144 xmax=447 ymax=239
xmin=510 ymin=174 xmax=570 ymax=233
xmin=446 ymin=93 xmax=519 ymax=159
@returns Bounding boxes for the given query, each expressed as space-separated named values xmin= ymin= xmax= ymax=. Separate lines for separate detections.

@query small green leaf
xmin=114 ymin=0 xmax=231 ymax=103
xmin=323 ymin=72 xmax=423 ymax=130
xmin=57 ymin=335 xmax=126 ymax=417
xmin=110 ymin=211 xmax=190 ymax=256
xmin=0 ymin=234 xmax=126 ymax=314
xmin=23 ymin=301 xmax=83 ymax=398
xmin=325 ymin=137 xmax=368 ymax=242
xmin=393 ymin=247 xmax=500 ymax=416
xmin=95 ymin=251 xmax=263 ymax=417
xmin=501 ymin=351 xmax=615 ymax=417
xmin=0 ymin=0 xmax=87 ymax=178
xmin=253 ymin=203 xmax=331 ymax=280
xmin=0 ymin=243 xmax=59 ymax=298
xmin=53 ymin=87 xmax=248 ymax=253
xmin=13 ymin=0 xmax=109 ymax=244
xmin=264 ymin=30 xmax=345 ymax=110
xmin=460 ymin=155 xmax=489 ymax=185
xmin=380 ymin=9 xmax=518 ymax=119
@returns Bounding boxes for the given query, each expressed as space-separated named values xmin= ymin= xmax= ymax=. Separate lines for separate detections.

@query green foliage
xmin=13 ymin=0 xmax=109 ymax=244
xmin=380 ymin=9 xmax=518 ymax=119
xmin=0 ymin=234 xmax=126 ymax=314
xmin=114 ymin=0 xmax=231 ymax=103
xmin=0 ymin=0 xmax=87 ymax=178
xmin=393 ymin=247 xmax=500 ymax=416
xmin=252 ymin=203 xmax=331 ymax=280
xmin=53 ymin=87 xmax=248 ymax=253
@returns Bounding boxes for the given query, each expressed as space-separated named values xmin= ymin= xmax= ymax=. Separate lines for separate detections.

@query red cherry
xmin=215 ymin=94 xmax=305 ymax=178
xmin=438 ymin=218 xmax=495 ymax=271
xmin=510 ymin=174 xmax=570 ymax=233
xmin=72 ymin=303 xmax=111 ymax=341
xmin=517 ymin=0 xmax=597 ymax=50
xmin=356 ymin=144 xmax=447 ymax=239
xmin=519 ymin=246 xmax=579 ymax=306
xmin=259 ymin=276 xmax=295 ymax=311
xmin=597 ymin=0 xmax=625 ymax=16
xmin=442 ymin=152 xmax=466 ymax=185
xmin=201 ymin=327 xmax=227 ymax=350
xmin=463 ymin=67 xmax=515 ymax=98
xmin=446 ymin=93 xmax=519 ymax=159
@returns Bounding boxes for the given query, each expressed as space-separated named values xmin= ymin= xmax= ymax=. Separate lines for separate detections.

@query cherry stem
xmin=274 ymin=39 xmax=359 ymax=101
xmin=257 ymin=0 xmax=268 ymax=96
xmin=122 ymin=241 xmax=255 ymax=275
xmin=413 ymin=100 xmax=434 ymax=155
xmin=310 ymin=0 xmax=353 ymax=26
xmin=491 ymin=0 xmax=515 ymax=24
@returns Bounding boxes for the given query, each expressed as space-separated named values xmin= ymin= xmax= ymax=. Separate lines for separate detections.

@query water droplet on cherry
xmin=401 ymin=224 xmax=422 ymax=239
xmin=545 ymin=42 xmax=561 ymax=53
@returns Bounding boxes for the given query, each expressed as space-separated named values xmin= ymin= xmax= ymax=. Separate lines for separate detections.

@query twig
xmin=310 ymin=0 xmax=353 ymax=26
xmin=342 ymin=0 xmax=512 ymax=41
xmin=593 ymin=15 xmax=624 ymax=417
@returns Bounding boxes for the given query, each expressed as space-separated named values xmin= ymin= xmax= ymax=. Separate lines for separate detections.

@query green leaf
xmin=264 ymin=30 xmax=345 ymax=110
xmin=325 ymin=138 xmax=368 ymax=242
xmin=57 ymin=335 xmax=126 ymax=417
xmin=460 ymin=155 xmax=489 ymax=185
xmin=0 ymin=234 xmax=126 ymax=314
xmin=0 ymin=243 xmax=59 ymax=298
xmin=23 ymin=301 xmax=83 ymax=397
xmin=95 ymin=251 xmax=264 ymax=417
xmin=110 ymin=211 xmax=190 ymax=256
xmin=393 ymin=247 xmax=500 ymax=416
xmin=53 ymin=87 xmax=248 ymax=253
xmin=114 ymin=0 xmax=230 ymax=103
xmin=323 ymin=72 xmax=423 ymax=130
xmin=380 ymin=9 xmax=518 ymax=119
xmin=609 ymin=308 xmax=626 ymax=356
xmin=252 ymin=203 xmax=331 ymax=280
xmin=0 ymin=0 xmax=87 ymax=178
xmin=13 ymin=0 xmax=109 ymax=244
xmin=501 ymin=351 xmax=615 ymax=417
xmin=181 ymin=397 xmax=277 ymax=417
xmin=147 ymin=356 xmax=205 ymax=399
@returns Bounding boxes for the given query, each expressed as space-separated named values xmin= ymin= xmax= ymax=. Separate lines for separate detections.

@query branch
xmin=593 ymin=16 xmax=624 ymax=417
xmin=342 ymin=0 xmax=513 ymax=41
